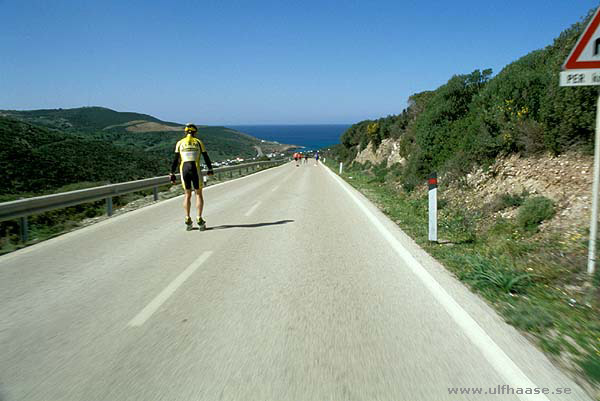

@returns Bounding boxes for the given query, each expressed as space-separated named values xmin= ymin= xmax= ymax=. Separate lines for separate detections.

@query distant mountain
xmin=0 ymin=107 xmax=178 ymax=132
xmin=0 ymin=107 xmax=296 ymax=162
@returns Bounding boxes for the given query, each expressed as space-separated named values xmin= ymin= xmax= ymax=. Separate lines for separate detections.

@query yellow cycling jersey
xmin=174 ymin=135 xmax=206 ymax=167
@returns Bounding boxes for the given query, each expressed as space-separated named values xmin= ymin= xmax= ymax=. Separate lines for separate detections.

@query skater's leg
xmin=183 ymin=190 xmax=192 ymax=219
xmin=195 ymin=189 xmax=204 ymax=218
xmin=195 ymin=189 xmax=206 ymax=230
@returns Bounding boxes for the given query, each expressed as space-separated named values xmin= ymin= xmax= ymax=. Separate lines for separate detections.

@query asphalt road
xmin=0 ymin=161 xmax=592 ymax=401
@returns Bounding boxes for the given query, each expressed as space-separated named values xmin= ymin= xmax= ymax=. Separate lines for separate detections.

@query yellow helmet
xmin=184 ymin=123 xmax=198 ymax=134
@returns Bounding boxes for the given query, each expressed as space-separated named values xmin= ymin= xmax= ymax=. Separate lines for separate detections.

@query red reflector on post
xmin=428 ymin=173 xmax=438 ymax=190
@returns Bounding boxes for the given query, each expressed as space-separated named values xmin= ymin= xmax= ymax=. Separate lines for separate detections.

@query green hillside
xmin=1 ymin=106 xmax=294 ymax=163
xmin=88 ymin=125 xmax=271 ymax=161
xmin=0 ymin=117 xmax=167 ymax=195
xmin=333 ymin=8 xmax=598 ymax=189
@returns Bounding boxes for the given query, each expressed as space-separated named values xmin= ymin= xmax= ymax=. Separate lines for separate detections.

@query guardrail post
xmin=19 ymin=216 xmax=29 ymax=243
xmin=153 ymin=187 xmax=158 ymax=201
xmin=229 ymin=170 xmax=233 ymax=179
xmin=106 ymin=197 xmax=113 ymax=217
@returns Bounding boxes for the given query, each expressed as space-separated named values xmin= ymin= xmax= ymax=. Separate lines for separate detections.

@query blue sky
xmin=1 ymin=0 xmax=599 ymax=124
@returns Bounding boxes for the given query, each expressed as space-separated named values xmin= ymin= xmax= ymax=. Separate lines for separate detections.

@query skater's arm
xmin=202 ymin=151 xmax=213 ymax=173
xmin=170 ymin=153 xmax=180 ymax=175
xmin=169 ymin=153 xmax=180 ymax=183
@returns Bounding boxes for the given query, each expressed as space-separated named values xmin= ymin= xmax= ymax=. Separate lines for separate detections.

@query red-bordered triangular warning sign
xmin=564 ymin=7 xmax=600 ymax=70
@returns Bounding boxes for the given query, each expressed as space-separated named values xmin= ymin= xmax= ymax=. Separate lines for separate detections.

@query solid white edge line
xmin=245 ymin=201 xmax=262 ymax=216
xmin=323 ymin=166 xmax=550 ymax=401
xmin=128 ymin=251 xmax=213 ymax=327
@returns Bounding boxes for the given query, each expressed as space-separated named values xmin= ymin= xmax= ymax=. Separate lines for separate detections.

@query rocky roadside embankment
xmin=354 ymin=137 xmax=594 ymax=238
xmin=445 ymin=151 xmax=593 ymax=237
xmin=355 ymin=138 xmax=406 ymax=166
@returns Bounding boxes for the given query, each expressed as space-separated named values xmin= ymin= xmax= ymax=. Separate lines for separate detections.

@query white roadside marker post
xmin=573 ymin=96 xmax=600 ymax=275
xmin=339 ymin=162 xmax=343 ymax=175
xmin=560 ymin=5 xmax=600 ymax=275
xmin=588 ymin=94 xmax=600 ymax=275
xmin=428 ymin=172 xmax=438 ymax=242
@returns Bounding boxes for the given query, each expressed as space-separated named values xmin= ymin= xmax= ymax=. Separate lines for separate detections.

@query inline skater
xmin=170 ymin=123 xmax=214 ymax=231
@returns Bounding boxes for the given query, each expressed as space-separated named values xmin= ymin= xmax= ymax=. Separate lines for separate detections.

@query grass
xmin=502 ymin=301 xmax=555 ymax=333
xmin=325 ymin=158 xmax=600 ymax=396
xmin=581 ymin=354 xmax=600 ymax=384
xmin=456 ymin=254 xmax=534 ymax=295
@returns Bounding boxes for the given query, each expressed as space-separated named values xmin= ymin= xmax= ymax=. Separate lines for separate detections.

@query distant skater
xmin=315 ymin=151 xmax=319 ymax=165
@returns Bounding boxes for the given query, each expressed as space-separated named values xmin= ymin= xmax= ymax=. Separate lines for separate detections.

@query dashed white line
xmin=271 ymin=185 xmax=280 ymax=192
xmin=324 ymin=166 xmax=550 ymax=401
xmin=204 ymin=162 xmax=287 ymax=191
xmin=245 ymin=201 xmax=262 ymax=216
xmin=128 ymin=251 xmax=213 ymax=327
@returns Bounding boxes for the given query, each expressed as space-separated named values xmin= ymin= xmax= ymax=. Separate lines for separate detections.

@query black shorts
xmin=181 ymin=162 xmax=202 ymax=190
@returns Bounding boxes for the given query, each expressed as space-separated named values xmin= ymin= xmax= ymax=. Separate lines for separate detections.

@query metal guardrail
xmin=0 ymin=159 xmax=285 ymax=241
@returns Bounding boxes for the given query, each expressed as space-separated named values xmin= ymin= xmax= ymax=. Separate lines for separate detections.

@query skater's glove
xmin=169 ymin=173 xmax=176 ymax=184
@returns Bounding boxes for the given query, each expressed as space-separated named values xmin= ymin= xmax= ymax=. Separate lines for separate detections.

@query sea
xmin=226 ymin=124 xmax=351 ymax=151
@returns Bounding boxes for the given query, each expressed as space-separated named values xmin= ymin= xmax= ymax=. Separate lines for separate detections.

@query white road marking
xmin=271 ymin=185 xmax=280 ymax=192
xmin=245 ymin=201 xmax=262 ymax=216
xmin=324 ymin=167 xmax=549 ymax=401
xmin=204 ymin=163 xmax=287 ymax=191
xmin=128 ymin=251 xmax=213 ymax=327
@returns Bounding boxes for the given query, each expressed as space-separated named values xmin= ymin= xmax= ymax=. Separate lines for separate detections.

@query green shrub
xmin=402 ymin=179 xmax=417 ymax=193
xmin=517 ymin=196 xmax=555 ymax=232
xmin=368 ymin=161 xmax=388 ymax=183
xmin=367 ymin=121 xmax=381 ymax=148
xmin=486 ymin=192 xmax=527 ymax=213
xmin=515 ymin=120 xmax=546 ymax=155
xmin=387 ymin=163 xmax=404 ymax=179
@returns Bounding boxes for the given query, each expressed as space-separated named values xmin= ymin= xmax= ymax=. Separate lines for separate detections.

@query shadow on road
xmin=204 ymin=219 xmax=294 ymax=231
